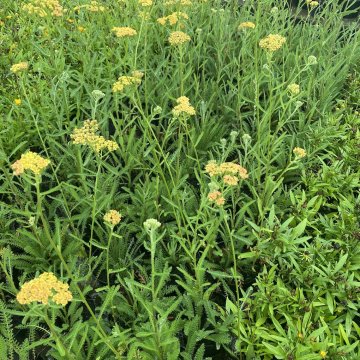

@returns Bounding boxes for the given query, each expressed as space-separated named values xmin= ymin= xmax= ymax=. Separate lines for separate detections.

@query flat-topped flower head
xmin=139 ymin=0 xmax=153 ymax=6
xmin=205 ymin=160 xmax=248 ymax=180
xmin=223 ymin=175 xmax=239 ymax=186
xmin=11 ymin=151 xmax=50 ymax=176
xmin=71 ymin=119 xmax=119 ymax=153
xmin=238 ymin=21 xmax=255 ymax=30
xmin=157 ymin=12 xmax=188 ymax=26
xmin=287 ymin=83 xmax=300 ymax=95
xmin=10 ymin=62 xmax=29 ymax=74
xmin=74 ymin=1 xmax=106 ymax=12
xmin=172 ymin=96 xmax=196 ymax=117
xmin=112 ymin=71 xmax=143 ymax=93
xmin=293 ymin=147 xmax=306 ymax=158
xmin=207 ymin=191 xmax=225 ymax=206
xmin=168 ymin=31 xmax=190 ymax=46
xmin=259 ymin=34 xmax=286 ymax=52
xmin=22 ymin=0 xmax=64 ymax=17
xmin=144 ymin=218 xmax=161 ymax=232
xmin=104 ymin=210 xmax=122 ymax=226
xmin=112 ymin=26 xmax=137 ymax=38
xmin=16 ymin=272 xmax=72 ymax=306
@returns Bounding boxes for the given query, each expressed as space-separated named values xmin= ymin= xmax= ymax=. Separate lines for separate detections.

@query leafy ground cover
xmin=0 ymin=0 xmax=359 ymax=359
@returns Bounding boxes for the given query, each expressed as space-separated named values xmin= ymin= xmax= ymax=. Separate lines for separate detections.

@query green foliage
xmin=0 ymin=0 xmax=359 ymax=359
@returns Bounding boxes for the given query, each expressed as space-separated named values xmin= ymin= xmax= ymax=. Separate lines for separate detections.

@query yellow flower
xmin=205 ymin=160 xmax=220 ymax=177
xmin=238 ymin=21 xmax=256 ymax=30
xmin=172 ymin=96 xmax=196 ymax=117
xmin=287 ymin=83 xmax=300 ymax=95
xmin=165 ymin=0 xmax=192 ymax=5
xmin=207 ymin=191 xmax=225 ymax=206
xmin=157 ymin=12 xmax=188 ymax=26
xmin=112 ymin=71 xmax=143 ymax=93
xmin=16 ymin=272 xmax=72 ymax=306
xmin=14 ymin=98 xmax=22 ymax=106
xmin=104 ymin=210 xmax=122 ymax=226
xmin=259 ymin=34 xmax=286 ymax=52
xmin=111 ymin=26 xmax=137 ymax=38
xmin=11 ymin=151 xmax=51 ymax=176
xmin=219 ymin=162 xmax=249 ymax=179
xmin=22 ymin=0 xmax=64 ymax=17
xmin=319 ymin=350 xmax=327 ymax=359
xmin=139 ymin=0 xmax=153 ymax=6
xmin=10 ymin=62 xmax=29 ymax=73
xmin=75 ymin=1 xmax=106 ymax=12
xmin=71 ymin=119 xmax=119 ymax=153
xmin=77 ymin=26 xmax=86 ymax=32
xmin=168 ymin=31 xmax=190 ymax=46
xmin=223 ymin=175 xmax=239 ymax=186
xmin=293 ymin=147 xmax=306 ymax=158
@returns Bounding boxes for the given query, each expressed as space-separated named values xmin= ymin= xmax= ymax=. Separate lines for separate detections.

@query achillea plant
xmin=172 ymin=96 xmax=196 ymax=117
xmin=168 ymin=31 xmax=191 ymax=45
xmin=111 ymin=26 xmax=137 ymax=38
xmin=259 ymin=34 xmax=286 ymax=52
xmin=10 ymin=62 xmax=29 ymax=74
xmin=112 ymin=71 xmax=143 ymax=92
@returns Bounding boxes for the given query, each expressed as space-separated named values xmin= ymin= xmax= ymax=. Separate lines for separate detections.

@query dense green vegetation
xmin=0 ymin=0 xmax=359 ymax=359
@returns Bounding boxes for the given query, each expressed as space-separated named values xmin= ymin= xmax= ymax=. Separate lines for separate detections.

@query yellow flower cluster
xmin=22 ymin=0 xmax=64 ymax=17
xmin=293 ymin=147 xmax=307 ymax=158
xmin=172 ymin=96 xmax=196 ymax=117
xmin=168 ymin=31 xmax=191 ymax=45
xmin=74 ymin=1 xmax=106 ymax=12
xmin=208 ymin=190 xmax=225 ymax=206
xmin=287 ymin=83 xmax=300 ymax=95
xmin=306 ymin=0 xmax=319 ymax=7
xmin=205 ymin=160 xmax=249 ymax=182
xmin=71 ymin=120 xmax=119 ymax=153
xmin=238 ymin=21 xmax=256 ymax=30
xmin=11 ymin=151 xmax=51 ymax=176
xmin=112 ymin=71 xmax=143 ymax=93
xmin=17 ymin=272 xmax=72 ymax=306
xmin=111 ymin=27 xmax=137 ymax=38
xmin=104 ymin=210 xmax=122 ymax=226
xmin=10 ymin=62 xmax=29 ymax=74
xmin=165 ymin=0 xmax=192 ymax=6
xmin=259 ymin=34 xmax=286 ymax=52
xmin=139 ymin=0 xmax=153 ymax=6
xmin=157 ymin=12 xmax=188 ymax=26
xmin=14 ymin=98 xmax=22 ymax=106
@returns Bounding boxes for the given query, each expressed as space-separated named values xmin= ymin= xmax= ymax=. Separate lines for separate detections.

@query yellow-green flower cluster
xmin=164 ymin=0 xmax=192 ymax=6
xmin=74 ymin=1 xmax=106 ymax=12
xmin=112 ymin=71 xmax=143 ymax=93
xmin=104 ymin=210 xmax=122 ymax=226
xmin=205 ymin=160 xmax=249 ymax=182
xmin=293 ymin=147 xmax=307 ymax=158
xmin=11 ymin=151 xmax=51 ymax=176
xmin=139 ymin=0 xmax=153 ymax=6
xmin=306 ymin=0 xmax=319 ymax=7
xmin=111 ymin=26 xmax=137 ymax=38
xmin=259 ymin=34 xmax=286 ymax=52
xmin=157 ymin=12 xmax=188 ymax=26
xmin=22 ymin=0 xmax=64 ymax=17
xmin=287 ymin=83 xmax=300 ymax=95
xmin=238 ymin=21 xmax=256 ymax=30
xmin=10 ymin=62 xmax=29 ymax=74
xmin=172 ymin=96 xmax=196 ymax=117
xmin=168 ymin=31 xmax=191 ymax=45
xmin=71 ymin=120 xmax=119 ymax=153
xmin=17 ymin=272 xmax=72 ymax=306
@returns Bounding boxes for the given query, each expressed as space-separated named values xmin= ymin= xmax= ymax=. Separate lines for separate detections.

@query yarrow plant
xmin=172 ymin=96 xmax=196 ymax=117
xmin=111 ymin=26 xmax=137 ymax=38
xmin=11 ymin=151 xmax=51 ymax=176
xmin=104 ymin=210 xmax=122 ymax=227
xmin=112 ymin=71 xmax=143 ymax=93
xmin=259 ymin=34 xmax=286 ymax=52
xmin=10 ymin=61 xmax=29 ymax=74
xmin=168 ymin=31 xmax=191 ymax=45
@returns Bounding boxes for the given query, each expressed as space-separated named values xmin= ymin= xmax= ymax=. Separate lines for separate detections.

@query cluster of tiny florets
xmin=112 ymin=71 xmax=144 ymax=93
xmin=168 ymin=31 xmax=191 ymax=46
xmin=238 ymin=21 xmax=256 ymax=30
xmin=164 ymin=0 xmax=192 ymax=6
xmin=287 ymin=83 xmax=300 ymax=95
xmin=22 ymin=0 xmax=64 ymax=17
xmin=207 ymin=191 xmax=225 ymax=206
xmin=293 ymin=147 xmax=307 ymax=158
xmin=104 ymin=210 xmax=122 ymax=226
xmin=16 ymin=272 xmax=72 ymax=306
xmin=111 ymin=26 xmax=137 ymax=38
xmin=157 ymin=12 xmax=188 ymax=26
xmin=172 ymin=96 xmax=196 ymax=117
xmin=74 ymin=1 xmax=106 ymax=12
xmin=205 ymin=161 xmax=249 ymax=180
xmin=71 ymin=120 xmax=119 ymax=153
xmin=259 ymin=34 xmax=286 ymax=52
xmin=139 ymin=0 xmax=153 ymax=6
xmin=10 ymin=62 xmax=29 ymax=74
xmin=11 ymin=151 xmax=51 ymax=176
